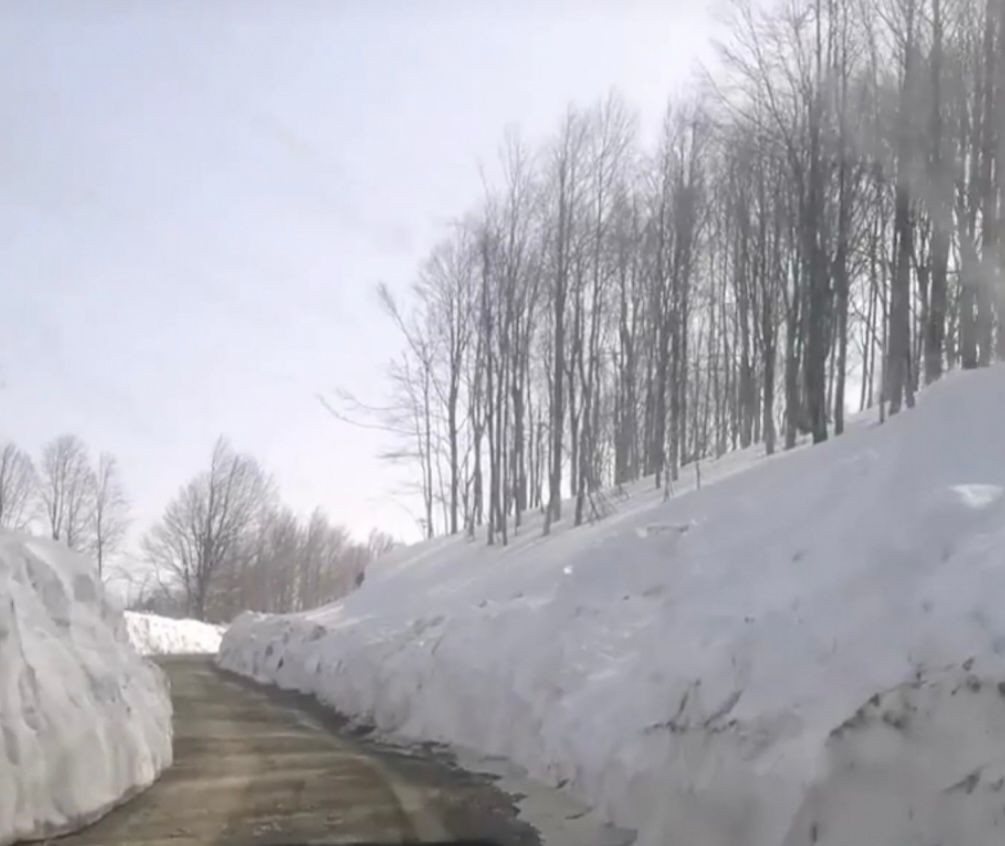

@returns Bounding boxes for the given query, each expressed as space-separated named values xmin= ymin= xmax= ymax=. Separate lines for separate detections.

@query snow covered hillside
xmin=220 ymin=367 xmax=1005 ymax=846
xmin=125 ymin=611 xmax=223 ymax=655
xmin=0 ymin=533 xmax=172 ymax=846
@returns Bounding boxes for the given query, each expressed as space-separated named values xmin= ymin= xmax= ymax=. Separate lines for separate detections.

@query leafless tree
xmin=0 ymin=442 xmax=37 ymax=531
xmin=211 ymin=503 xmax=392 ymax=619
xmin=367 ymin=0 xmax=1005 ymax=548
xmin=90 ymin=452 xmax=130 ymax=580
xmin=544 ymin=109 xmax=587 ymax=532
xmin=39 ymin=434 xmax=95 ymax=551
xmin=367 ymin=528 xmax=396 ymax=560
xmin=143 ymin=437 xmax=274 ymax=621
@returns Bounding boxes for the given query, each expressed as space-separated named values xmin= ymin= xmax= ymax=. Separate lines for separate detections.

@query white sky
xmin=1 ymin=0 xmax=722 ymax=549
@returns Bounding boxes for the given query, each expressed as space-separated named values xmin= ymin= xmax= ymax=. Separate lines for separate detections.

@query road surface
xmin=50 ymin=656 xmax=539 ymax=846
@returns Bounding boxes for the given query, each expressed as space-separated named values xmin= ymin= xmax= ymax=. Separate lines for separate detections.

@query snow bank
xmin=125 ymin=611 xmax=223 ymax=655
xmin=0 ymin=534 xmax=172 ymax=845
xmin=220 ymin=367 xmax=1005 ymax=846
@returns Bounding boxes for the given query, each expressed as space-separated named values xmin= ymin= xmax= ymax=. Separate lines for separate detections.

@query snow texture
xmin=0 ymin=534 xmax=172 ymax=846
xmin=220 ymin=366 xmax=1005 ymax=846
xmin=125 ymin=611 xmax=223 ymax=655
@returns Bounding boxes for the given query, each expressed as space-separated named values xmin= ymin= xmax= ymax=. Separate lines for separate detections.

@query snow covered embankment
xmin=221 ymin=367 xmax=1005 ymax=846
xmin=125 ymin=611 xmax=223 ymax=655
xmin=0 ymin=534 xmax=172 ymax=846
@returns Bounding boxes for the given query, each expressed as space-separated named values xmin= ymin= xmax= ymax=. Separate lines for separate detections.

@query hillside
xmin=220 ymin=366 xmax=1005 ymax=846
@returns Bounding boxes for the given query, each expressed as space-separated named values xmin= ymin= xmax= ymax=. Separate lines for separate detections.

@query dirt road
xmin=50 ymin=656 xmax=538 ymax=846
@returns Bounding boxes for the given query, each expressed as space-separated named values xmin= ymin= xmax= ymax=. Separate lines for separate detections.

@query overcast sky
xmin=1 ymin=0 xmax=721 ymax=550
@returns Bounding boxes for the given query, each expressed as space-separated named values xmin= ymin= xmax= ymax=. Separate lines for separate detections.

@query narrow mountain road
xmin=51 ymin=656 xmax=538 ymax=846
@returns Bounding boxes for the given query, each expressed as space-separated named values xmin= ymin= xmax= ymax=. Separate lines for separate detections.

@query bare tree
xmin=0 ymin=442 xmax=37 ymax=531
xmin=924 ymin=0 xmax=951 ymax=384
xmin=544 ymin=109 xmax=587 ymax=532
xmin=886 ymin=0 xmax=918 ymax=414
xmin=298 ymin=508 xmax=350 ymax=607
xmin=213 ymin=502 xmax=390 ymax=618
xmin=414 ymin=231 xmax=477 ymax=536
xmin=39 ymin=434 xmax=95 ymax=551
xmin=90 ymin=452 xmax=129 ymax=580
xmin=367 ymin=528 xmax=396 ymax=560
xmin=366 ymin=0 xmax=1005 ymax=548
xmin=143 ymin=437 xmax=274 ymax=621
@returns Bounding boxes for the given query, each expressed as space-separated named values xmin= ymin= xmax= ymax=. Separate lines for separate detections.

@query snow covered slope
xmin=0 ymin=534 xmax=172 ymax=846
xmin=125 ymin=611 xmax=223 ymax=655
xmin=220 ymin=367 xmax=1005 ymax=846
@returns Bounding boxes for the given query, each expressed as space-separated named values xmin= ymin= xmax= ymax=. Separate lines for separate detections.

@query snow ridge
xmin=0 ymin=534 xmax=172 ymax=845
xmin=220 ymin=367 xmax=1005 ymax=846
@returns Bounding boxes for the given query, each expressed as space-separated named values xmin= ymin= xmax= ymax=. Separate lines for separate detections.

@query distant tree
xmin=366 ymin=528 xmax=396 ymax=561
xmin=298 ymin=508 xmax=351 ymax=610
xmin=0 ymin=442 xmax=37 ymax=531
xmin=125 ymin=568 xmax=188 ymax=619
xmin=211 ymin=502 xmax=390 ymax=618
xmin=90 ymin=452 xmax=129 ymax=580
xmin=143 ymin=437 xmax=274 ymax=621
xmin=39 ymin=434 xmax=95 ymax=551
xmin=240 ymin=505 xmax=302 ymax=614
xmin=298 ymin=512 xmax=374 ymax=607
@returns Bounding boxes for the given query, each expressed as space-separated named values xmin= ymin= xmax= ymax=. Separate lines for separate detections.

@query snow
xmin=125 ymin=611 xmax=223 ymax=655
xmin=220 ymin=366 xmax=1005 ymax=846
xmin=0 ymin=533 xmax=172 ymax=846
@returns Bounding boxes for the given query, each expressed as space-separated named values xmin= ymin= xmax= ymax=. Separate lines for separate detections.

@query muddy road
xmin=50 ymin=656 xmax=540 ymax=846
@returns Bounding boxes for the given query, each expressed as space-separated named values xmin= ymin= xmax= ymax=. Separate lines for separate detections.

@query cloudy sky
xmin=1 ymin=0 xmax=722 ymax=550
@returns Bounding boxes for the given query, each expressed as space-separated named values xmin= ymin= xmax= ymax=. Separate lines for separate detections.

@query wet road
xmin=50 ymin=656 xmax=538 ymax=846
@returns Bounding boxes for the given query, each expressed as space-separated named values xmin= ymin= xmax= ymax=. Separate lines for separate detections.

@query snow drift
xmin=220 ymin=367 xmax=1005 ymax=846
xmin=0 ymin=534 xmax=172 ymax=846
xmin=125 ymin=611 xmax=223 ymax=655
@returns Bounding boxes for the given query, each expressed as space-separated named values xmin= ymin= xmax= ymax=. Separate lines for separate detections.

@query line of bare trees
xmin=140 ymin=437 xmax=395 ymax=622
xmin=0 ymin=435 xmax=129 ymax=578
xmin=1 ymin=433 xmax=393 ymax=621
xmin=360 ymin=0 xmax=1005 ymax=543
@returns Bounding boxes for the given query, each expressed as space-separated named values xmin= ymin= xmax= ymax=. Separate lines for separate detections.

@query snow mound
xmin=220 ymin=367 xmax=1005 ymax=846
xmin=125 ymin=612 xmax=223 ymax=655
xmin=0 ymin=533 xmax=172 ymax=845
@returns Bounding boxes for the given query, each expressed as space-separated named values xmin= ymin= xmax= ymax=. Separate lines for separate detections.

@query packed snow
xmin=220 ymin=367 xmax=1005 ymax=846
xmin=0 ymin=533 xmax=172 ymax=846
xmin=125 ymin=611 xmax=223 ymax=655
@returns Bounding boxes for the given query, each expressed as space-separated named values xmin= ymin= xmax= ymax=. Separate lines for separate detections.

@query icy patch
xmin=0 ymin=533 xmax=172 ymax=845
xmin=125 ymin=611 xmax=223 ymax=655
